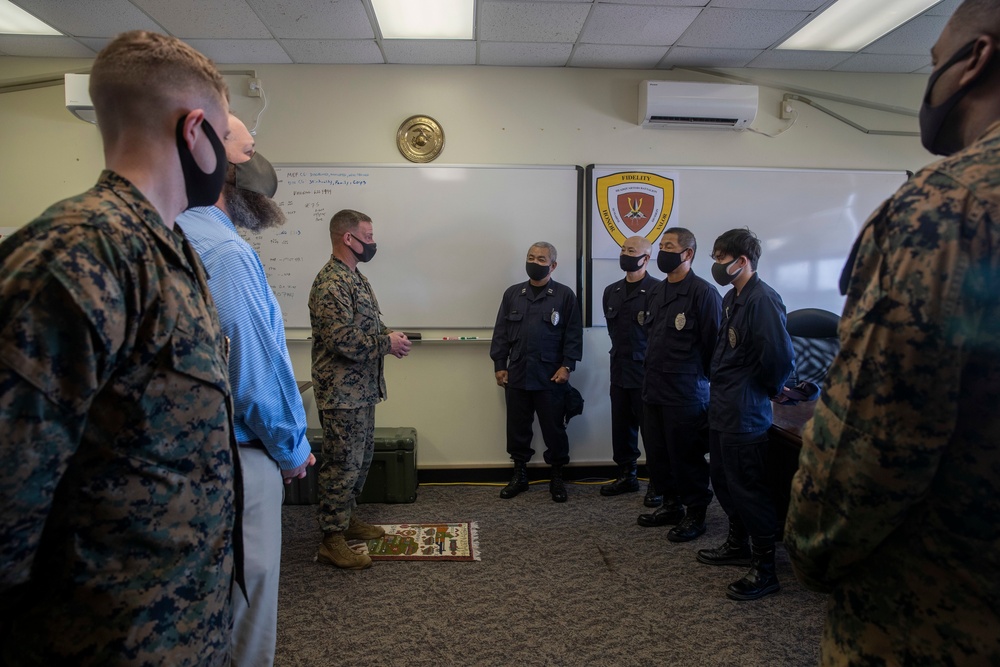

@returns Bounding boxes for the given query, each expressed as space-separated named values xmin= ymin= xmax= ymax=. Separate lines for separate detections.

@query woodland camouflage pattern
xmin=0 ymin=172 xmax=237 ymax=666
xmin=785 ymin=122 xmax=1000 ymax=664
xmin=309 ymin=257 xmax=392 ymax=410
xmin=317 ymin=406 xmax=376 ymax=533
xmin=310 ymin=257 xmax=392 ymax=533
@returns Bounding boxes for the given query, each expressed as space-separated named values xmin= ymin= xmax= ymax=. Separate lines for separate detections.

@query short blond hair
xmin=89 ymin=31 xmax=228 ymax=138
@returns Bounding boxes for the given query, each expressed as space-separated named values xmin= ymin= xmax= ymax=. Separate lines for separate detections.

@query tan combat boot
xmin=317 ymin=532 xmax=372 ymax=570
xmin=343 ymin=515 xmax=386 ymax=541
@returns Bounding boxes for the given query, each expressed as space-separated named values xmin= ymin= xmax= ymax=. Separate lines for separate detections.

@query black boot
xmin=636 ymin=497 xmax=683 ymax=527
xmin=549 ymin=465 xmax=567 ymax=503
xmin=696 ymin=521 xmax=751 ymax=566
xmin=499 ymin=461 xmax=529 ymax=499
xmin=643 ymin=480 xmax=663 ymax=508
xmin=726 ymin=540 xmax=780 ymax=601
xmin=667 ymin=506 xmax=707 ymax=543
xmin=600 ymin=464 xmax=639 ymax=496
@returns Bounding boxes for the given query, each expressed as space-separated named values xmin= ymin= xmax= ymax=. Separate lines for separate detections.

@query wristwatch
xmin=563 ymin=366 xmax=571 ymax=372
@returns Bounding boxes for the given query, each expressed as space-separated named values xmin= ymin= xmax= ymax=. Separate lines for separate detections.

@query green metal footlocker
xmin=285 ymin=427 xmax=418 ymax=505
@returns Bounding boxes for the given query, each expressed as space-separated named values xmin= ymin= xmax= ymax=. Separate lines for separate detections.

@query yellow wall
xmin=0 ymin=58 xmax=934 ymax=467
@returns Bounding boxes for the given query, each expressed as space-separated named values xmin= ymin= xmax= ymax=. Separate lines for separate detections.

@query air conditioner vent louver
xmin=638 ymin=81 xmax=758 ymax=131
xmin=649 ymin=116 xmax=741 ymax=126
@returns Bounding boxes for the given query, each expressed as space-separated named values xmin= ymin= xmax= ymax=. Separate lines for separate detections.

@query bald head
xmin=225 ymin=114 xmax=255 ymax=165
xmin=623 ymin=235 xmax=652 ymax=257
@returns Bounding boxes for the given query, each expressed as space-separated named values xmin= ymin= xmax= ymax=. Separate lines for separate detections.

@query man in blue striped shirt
xmin=178 ymin=114 xmax=314 ymax=667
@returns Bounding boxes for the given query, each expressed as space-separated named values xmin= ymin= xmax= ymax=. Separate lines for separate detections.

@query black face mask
xmin=712 ymin=258 xmax=742 ymax=286
xmin=349 ymin=235 xmax=377 ymax=263
xmin=619 ymin=254 xmax=646 ymax=272
xmin=656 ymin=250 xmax=684 ymax=274
xmin=525 ymin=262 xmax=550 ymax=281
xmin=919 ymin=40 xmax=978 ymax=156
xmin=176 ymin=116 xmax=227 ymax=210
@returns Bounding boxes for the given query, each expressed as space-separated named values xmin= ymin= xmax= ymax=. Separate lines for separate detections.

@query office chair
xmin=784 ymin=308 xmax=840 ymax=396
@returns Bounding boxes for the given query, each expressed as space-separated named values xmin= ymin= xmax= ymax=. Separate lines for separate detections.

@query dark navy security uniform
xmin=642 ymin=270 xmax=721 ymax=510
xmin=491 ymin=279 xmax=583 ymax=466
xmin=603 ymin=274 xmax=659 ymax=466
xmin=709 ymin=273 xmax=794 ymax=540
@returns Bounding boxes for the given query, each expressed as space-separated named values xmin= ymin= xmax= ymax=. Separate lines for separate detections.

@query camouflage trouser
xmin=317 ymin=406 xmax=375 ymax=534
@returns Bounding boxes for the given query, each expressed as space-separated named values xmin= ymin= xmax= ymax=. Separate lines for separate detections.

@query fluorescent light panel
xmin=778 ymin=0 xmax=942 ymax=52
xmin=372 ymin=0 xmax=474 ymax=40
xmin=0 ymin=0 xmax=60 ymax=35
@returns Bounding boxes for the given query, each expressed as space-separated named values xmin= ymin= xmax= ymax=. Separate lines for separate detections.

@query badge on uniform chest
xmin=675 ymin=312 xmax=686 ymax=330
xmin=550 ymin=309 xmax=560 ymax=325
xmin=728 ymin=327 xmax=738 ymax=348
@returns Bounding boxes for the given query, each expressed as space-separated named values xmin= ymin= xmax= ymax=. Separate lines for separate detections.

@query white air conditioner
xmin=65 ymin=73 xmax=96 ymax=124
xmin=638 ymin=81 xmax=758 ymax=130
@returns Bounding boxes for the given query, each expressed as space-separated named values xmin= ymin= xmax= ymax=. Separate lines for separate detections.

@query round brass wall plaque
xmin=396 ymin=115 xmax=445 ymax=163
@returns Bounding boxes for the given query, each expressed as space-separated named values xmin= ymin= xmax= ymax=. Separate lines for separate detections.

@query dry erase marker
xmin=460 ymin=336 xmax=478 ymax=340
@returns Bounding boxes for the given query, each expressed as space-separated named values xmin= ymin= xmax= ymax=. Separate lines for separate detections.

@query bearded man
xmin=178 ymin=114 xmax=314 ymax=667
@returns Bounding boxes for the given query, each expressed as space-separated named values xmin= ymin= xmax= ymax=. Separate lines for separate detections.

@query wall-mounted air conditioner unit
xmin=65 ymin=73 xmax=96 ymax=124
xmin=638 ymin=81 xmax=758 ymax=130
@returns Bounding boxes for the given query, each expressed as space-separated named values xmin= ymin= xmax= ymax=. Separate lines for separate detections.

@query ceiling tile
xmin=0 ymin=0 xmax=959 ymax=72
xmin=183 ymin=38 xmax=293 ymax=64
xmin=76 ymin=37 xmax=111 ymax=53
xmin=582 ymin=4 xmax=701 ymax=46
xmin=569 ymin=44 xmax=669 ymax=69
xmin=383 ymin=40 xmax=476 ymax=65
xmin=0 ymin=35 xmax=96 ymax=57
xmin=833 ymin=53 xmax=932 ymax=73
xmin=863 ymin=15 xmax=948 ymax=55
xmin=678 ymin=8 xmax=810 ymax=49
xmin=925 ymin=0 xmax=961 ymax=16
xmin=130 ymin=0 xmax=271 ymax=39
xmin=613 ymin=0 xmax=708 ymax=5
xmin=708 ymin=0 xmax=824 ymax=9
xmin=281 ymin=38 xmax=384 ymax=63
xmin=8 ymin=0 xmax=164 ymax=38
xmin=661 ymin=45 xmax=761 ymax=68
xmin=479 ymin=1 xmax=591 ymax=42
xmin=478 ymin=41 xmax=571 ymax=66
xmin=747 ymin=49 xmax=851 ymax=69
xmin=245 ymin=0 xmax=374 ymax=40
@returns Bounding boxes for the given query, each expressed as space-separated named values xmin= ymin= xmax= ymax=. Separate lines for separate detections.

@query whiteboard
xmin=586 ymin=165 xmax=909 ymax=326
xmin=240 ymin=164 xmax=582 ymax=329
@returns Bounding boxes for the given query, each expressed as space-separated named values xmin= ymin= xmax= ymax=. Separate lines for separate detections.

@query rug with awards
xmin=351 ymin=522 xmax=480 ymax=561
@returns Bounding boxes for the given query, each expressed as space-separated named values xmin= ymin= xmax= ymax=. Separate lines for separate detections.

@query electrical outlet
xmin=780 ymin=100 xmax=794 ymax=120
xmin=247 ymin=78 xmax=262 ymax=98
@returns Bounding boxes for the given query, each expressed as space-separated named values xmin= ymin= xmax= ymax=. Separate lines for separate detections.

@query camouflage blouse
xmin=786 ymin=123 xmax=1000 ymax=664
xmin=0 ymin=172 xmax=237 ymax=666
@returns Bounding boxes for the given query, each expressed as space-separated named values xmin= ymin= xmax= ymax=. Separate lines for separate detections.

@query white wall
xmin=0 ymin=58 xmax=935 ymax=468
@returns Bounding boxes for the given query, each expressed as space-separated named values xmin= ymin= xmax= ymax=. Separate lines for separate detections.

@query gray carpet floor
xmin=276 ymin=482 xmax=827 ymax=666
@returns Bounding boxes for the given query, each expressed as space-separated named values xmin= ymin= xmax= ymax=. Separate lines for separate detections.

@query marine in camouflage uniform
xmin=0 ymin=172 xmax=238 ymax=665
xmin=311 ymin=254 xmax=390 ymax=530
xmin=310 ymin=209 xmax=410 ymax=569
xmin=785 ymin=3 xmax=1000 ymax=660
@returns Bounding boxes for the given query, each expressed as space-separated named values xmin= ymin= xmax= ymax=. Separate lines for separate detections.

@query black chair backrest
xmin=786 ymin=308 xmax=840 ymax=339
xmin=785 ymin=308 xmax=840 ymax=388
